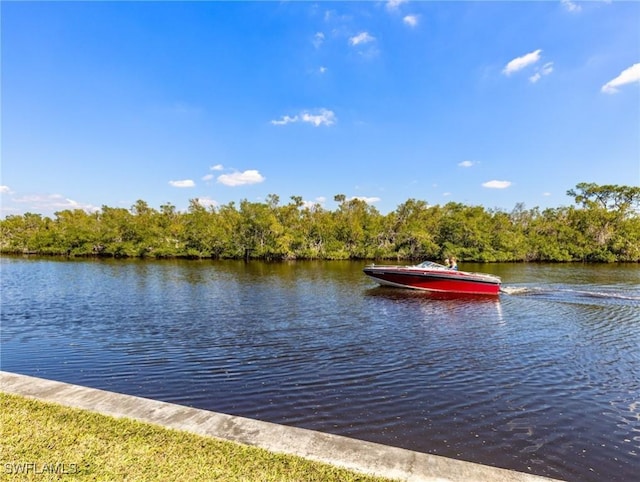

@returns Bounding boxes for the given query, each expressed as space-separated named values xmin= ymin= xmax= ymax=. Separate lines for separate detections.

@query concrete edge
xmin=1 ymin=371 xmax=562 ymax=482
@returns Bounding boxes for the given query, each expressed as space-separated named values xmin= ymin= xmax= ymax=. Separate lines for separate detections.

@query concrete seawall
xmin=1 ymin=371 xmax=561 ymax=482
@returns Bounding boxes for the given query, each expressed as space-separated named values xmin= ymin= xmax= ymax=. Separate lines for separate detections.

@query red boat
xmin=363 ymin=261 xmax=501 ymax=295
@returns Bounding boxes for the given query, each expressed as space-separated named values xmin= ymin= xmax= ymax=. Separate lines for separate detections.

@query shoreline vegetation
xmin=0 ymin=393 xmax=392 ymax=482
xmin=1 ymin=183 xmax=639 ymax=263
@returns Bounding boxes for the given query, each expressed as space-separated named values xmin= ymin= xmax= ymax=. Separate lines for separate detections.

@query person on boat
xmin=450 ymin=257 xmax=458 ymax=271
xmin=444 ymin=258 xmax=451 ymax=268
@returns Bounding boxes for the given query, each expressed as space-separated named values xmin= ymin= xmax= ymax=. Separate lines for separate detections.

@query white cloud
xmin=194 ymin=197 xmax=218 ymax=208
xmin=561 ymin=0 xmax=582 ymax=13
xmin=541 ymin=62 xmax=554 ymax=75
xmin=482 ymin=180 xmax=512 ymax=189
xmin=323 ymin=10 xmax=336 ymax=22
xmin=403 ymin=15 xmax=419 ymax=27
xmin=270 ymin=115 xmax=299 ymax=126
xmin=169 ymin=179 xmax=195 ymax=188
xmin=386 ymin=0 xmax=407 ymax=11
xmin=217 ymin=170 xmax=265 ymax=187
xmin=301 ymin=109 xmax=336 ymax=126
xmin=503 ymin=49 xmax=542 ymax=76
xmin=319 ymin=66 xmax=328 ymax=74
xmin=458 ymin=160 xmax=475 ymax=168
xmin=313 ymin=32 xmax=325 ymax=49
xmin=271 ymin=108 xmax=336 ymax=127
xmin=203 ymin=164 xmax=223 ymax=181
xmin=349 ymin=32 xmax=375 ymax=46
xmin=543 ymin=192 xmax=552 ymax=197
xmin=11 ymin=193 xmax=99 ymax=213
xmin=302 ymin=197 xmax=326 ymax=210
xmin=529 ymin=61 xmax=554 ymax=83
xmin=349 ymin=196 xmax=381 ymax=204
xmin=601 ymin=63 xmax=640 ymax=94
xmin=0 ymin=185 xmax=11 ymax=194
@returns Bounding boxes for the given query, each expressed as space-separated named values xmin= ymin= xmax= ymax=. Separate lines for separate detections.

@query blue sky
xmin=2 ymin=1 xmax=639 ymax=217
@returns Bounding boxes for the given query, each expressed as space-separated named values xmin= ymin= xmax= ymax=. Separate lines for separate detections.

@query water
xmin=1 ymin=257 xmax=639 ymax=481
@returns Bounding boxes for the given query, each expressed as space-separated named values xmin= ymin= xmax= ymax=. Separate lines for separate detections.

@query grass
xmin=1 ymin=393 xmax=395 ymax=481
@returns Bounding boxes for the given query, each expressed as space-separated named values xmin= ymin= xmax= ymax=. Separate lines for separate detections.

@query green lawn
xmin=1 ymin=393 xmax=395 ymax=481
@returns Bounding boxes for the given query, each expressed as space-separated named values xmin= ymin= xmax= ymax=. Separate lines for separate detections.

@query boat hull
xmin=363 ymin=266 xmax=501 ymax=295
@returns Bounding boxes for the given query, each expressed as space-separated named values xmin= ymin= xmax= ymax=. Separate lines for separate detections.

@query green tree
xmin=566 ymin=183 xmax=640 ymax=261
xmin=437 ymin=203 xmax=494 ymax=261
xmin=0 ymin=213 xmax=55 ymax=253
xmin=489 ymin=208 xmax=530 ymax=261
xmin=382 ymin=199 xmax=440 ymax=260
xmin=53 ymin=209 xmax=99 ymax=255
xmin=331 ymin=196 xmax=381 ymax=259
xmin=567 ymin=182 xmax=640 ymax=213
xmin=97 ymin=206 xmax=137 ymax=257
xmin=2 ymin=182 xmax=639 ymax=262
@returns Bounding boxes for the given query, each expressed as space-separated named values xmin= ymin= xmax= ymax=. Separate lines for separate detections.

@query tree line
xmin=1 ymin=183 xmax=639 ymax=262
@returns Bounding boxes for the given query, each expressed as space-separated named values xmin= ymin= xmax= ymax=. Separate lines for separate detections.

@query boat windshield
xmin=416 ymin=261 xmax=448 ymax=270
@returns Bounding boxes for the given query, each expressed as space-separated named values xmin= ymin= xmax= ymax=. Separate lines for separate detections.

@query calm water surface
xmin=1 ymin=257 xmax=639 ymax=481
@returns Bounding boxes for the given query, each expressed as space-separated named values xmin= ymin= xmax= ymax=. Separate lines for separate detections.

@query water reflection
xmin=1 ymin=257 xmax=639 ymax=482
xmin=365 ymin=286 xmax=505 ymax=325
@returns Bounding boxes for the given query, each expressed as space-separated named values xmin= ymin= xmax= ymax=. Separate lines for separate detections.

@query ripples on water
xmin=1 ymin=258 xmax=639 ymax=481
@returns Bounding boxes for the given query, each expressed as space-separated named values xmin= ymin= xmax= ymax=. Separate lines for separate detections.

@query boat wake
xmin=499 ymin=286 xmax=532 ymax=295
xmin=500 ymin=285 xmax=640 ymax=306
xmin=502 ymin=285 xmax=640 ymax=298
